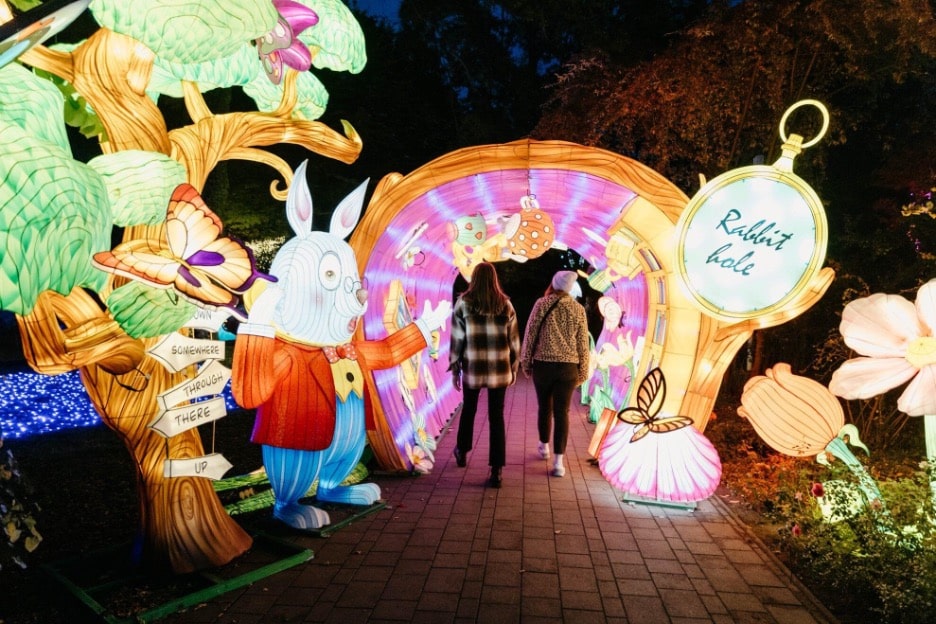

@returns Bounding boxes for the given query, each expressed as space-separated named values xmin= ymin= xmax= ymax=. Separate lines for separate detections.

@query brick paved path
xmin=165 ymin=375 xmax=837 ymax=624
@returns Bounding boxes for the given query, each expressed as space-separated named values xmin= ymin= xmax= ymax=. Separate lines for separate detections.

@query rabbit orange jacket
xmin=232 ymin=323 xmax=427 ymax=451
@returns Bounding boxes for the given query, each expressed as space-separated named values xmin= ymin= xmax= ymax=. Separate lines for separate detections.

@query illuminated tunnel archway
xmin=350 ymin=139 xmax=741 ymax=476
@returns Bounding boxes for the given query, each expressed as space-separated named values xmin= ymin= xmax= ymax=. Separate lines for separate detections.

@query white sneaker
xmin=537 ymin=442 xmax=551 ymax=460
xmin=551 ymin=465 xmax=566 ymax=477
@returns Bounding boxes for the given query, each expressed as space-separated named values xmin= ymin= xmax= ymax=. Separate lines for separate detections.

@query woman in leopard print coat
xmin=520 ymin=271 xmax=590 ymax=477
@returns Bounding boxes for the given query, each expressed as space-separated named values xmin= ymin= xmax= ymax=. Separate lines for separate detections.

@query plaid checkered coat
xmin=449 ymin=296 xmax=520 ymax=389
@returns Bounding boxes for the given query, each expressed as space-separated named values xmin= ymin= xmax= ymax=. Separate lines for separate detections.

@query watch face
xmin=0 ymin=0 xmax=90 ymax=71
xmin=676 ymin=166 xmax=827 ymax=320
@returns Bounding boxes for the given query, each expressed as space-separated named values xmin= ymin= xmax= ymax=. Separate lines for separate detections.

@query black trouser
xmin=532 ymin=361 xmax=578 ymax=455
xmin=457 ymin=385 xmax=506 ymax=468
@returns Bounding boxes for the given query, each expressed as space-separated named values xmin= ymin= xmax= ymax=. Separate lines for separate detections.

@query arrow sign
xmin=149 ymin=396 xmax=227 ymax=438
xmin=157 ymin=359 xmax=231 ymax=410
xmin=147 ymin=332 xmax=225 ymax=373
xmin=183 ymin=308 xmax=230 ymax=333
xmin=163 ymin=453 xmax=233 ymax=480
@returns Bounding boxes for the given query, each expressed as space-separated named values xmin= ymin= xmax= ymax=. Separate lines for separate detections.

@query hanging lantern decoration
xmin=450 ymin=212 xmax=488 ymax=248
xmin=503 ymin=194 xmax=555 ymax=261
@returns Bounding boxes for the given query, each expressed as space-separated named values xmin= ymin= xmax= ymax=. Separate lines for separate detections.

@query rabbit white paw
xmin=316 ymin=483 xmax=381 ymax=505
xmin=273 ymin=502 xmax=331 ymax=530
xmin=246 ymin=283 xmax=283 ymax=327
xmin=417 ymin=299 xmax=452 ymax=332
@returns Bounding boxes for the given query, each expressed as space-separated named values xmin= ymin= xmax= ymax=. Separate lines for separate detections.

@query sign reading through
xmin=157 ymin=359 xmax=231 ymax=410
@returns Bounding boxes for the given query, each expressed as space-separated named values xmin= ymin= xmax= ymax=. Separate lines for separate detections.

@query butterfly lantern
xmin=599 ymin=367 xmax=722 ymax=504
xmin=92 ymin=184 xmax=275 ymax=322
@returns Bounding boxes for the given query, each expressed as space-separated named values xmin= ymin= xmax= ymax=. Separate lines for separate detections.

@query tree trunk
xmin=81 ymin=342 xmax=252 ymax=574
xmin=17 ymin=20 xmax=362 ymax=574
xmin=17 ymin=289 xmax=251 ymax=574
xmin=16 ymin=29 xmax=252 ymax=574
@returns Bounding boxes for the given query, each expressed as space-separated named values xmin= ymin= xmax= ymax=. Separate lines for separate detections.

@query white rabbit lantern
xmin=232 ymin=160 xmax=451 ymax=530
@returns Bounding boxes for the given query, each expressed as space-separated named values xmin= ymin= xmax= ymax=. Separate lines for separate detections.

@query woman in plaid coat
xmin=449 ymin=262 xmax=520 ymax=488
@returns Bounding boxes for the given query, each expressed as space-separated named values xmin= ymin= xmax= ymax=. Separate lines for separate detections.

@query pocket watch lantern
xmin=675 ymin=100 xmax=830 ymax=321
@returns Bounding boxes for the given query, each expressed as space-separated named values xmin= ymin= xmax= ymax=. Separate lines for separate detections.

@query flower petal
xmin=274 ymin=0 xmax=319 ymax=33
xmin=916 ymin=279 xmax=936 ymax=336
xmin=840 ymin=293 xmax=923 ymax=357
xmin=739 ymin=364 xmax=841 ymax=456
xmin=897 ymin=364 xmax=936 ymax=416
xmin=829 ymin=356 xmax=917 ymax=399
xmin=279 ymin=42 xmax=313 ymax=72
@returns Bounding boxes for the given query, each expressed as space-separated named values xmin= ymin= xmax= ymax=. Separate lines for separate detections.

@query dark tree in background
xmin=307 ymin=2 xmax=711 ymax=224
xmin=394 ymin=0 xmax=710 ymax=145
xmin=535 ymin=0 xmax=935 ymax=285
xmin=230 ymin=0 xmax=932 ymax=376
xmin=533 ymin=0 xmax=936 ymax=377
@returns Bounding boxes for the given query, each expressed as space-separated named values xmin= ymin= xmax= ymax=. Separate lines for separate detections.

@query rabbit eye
xmin=319 ymin=252 xmax=341 ymax=290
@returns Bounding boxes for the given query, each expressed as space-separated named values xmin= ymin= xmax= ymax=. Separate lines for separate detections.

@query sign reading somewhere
xmin=675 ymin=100 xmax=829 ymax=321
xmin=157 ymin=359 xmax=231 ymax=410
xmin=149 ymin=395 xmax=227 ymax=438
xmin=163 ymin=453 xmax=233 ymax=480
xmin=148 ymin=332 xmax=225 ymax=373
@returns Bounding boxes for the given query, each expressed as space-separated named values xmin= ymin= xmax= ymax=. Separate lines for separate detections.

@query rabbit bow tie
xmin=323 ymin=344 xmax=363 ymax=401
xmin=323 ymin=344 xmax=358 ymax=363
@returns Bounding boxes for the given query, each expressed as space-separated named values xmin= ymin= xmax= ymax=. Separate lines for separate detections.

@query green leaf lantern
xmin=89 ymin=0 xmax=278 ymax=65
xmin=0 ymin=65 xmax=111 ymax=315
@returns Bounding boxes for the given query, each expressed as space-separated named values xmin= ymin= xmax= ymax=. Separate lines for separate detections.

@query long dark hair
xmin=462 ymin=262 xmax=509 ymax=315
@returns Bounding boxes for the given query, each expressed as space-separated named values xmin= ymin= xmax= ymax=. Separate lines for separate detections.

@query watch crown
xmin=773 ymin=134 xmax=803 ymax=174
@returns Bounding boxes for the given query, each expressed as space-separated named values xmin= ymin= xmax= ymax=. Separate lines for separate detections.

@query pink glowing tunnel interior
xmin=359 ymin=167 xmax=650 ymax=464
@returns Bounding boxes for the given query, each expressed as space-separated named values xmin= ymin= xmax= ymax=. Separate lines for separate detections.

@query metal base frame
xmin=42 ymin=533 xmax=313 ymax=623
xmin=622 ymin=492 xmax=698 ymax=511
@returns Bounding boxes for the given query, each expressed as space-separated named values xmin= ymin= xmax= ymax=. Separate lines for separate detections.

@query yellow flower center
xmin=906 ymin=336 xmax=936 ymax=368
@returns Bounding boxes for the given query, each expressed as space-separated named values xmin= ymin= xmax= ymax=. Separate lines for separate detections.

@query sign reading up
xmin=676 ymin=100 xmax=830 ymax=321
xmin=163 ymin=453 xmax=233 ymax=480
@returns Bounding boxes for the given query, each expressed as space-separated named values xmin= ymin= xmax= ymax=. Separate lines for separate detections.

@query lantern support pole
xmin=925 ymin=415 xmax=936 ymax=500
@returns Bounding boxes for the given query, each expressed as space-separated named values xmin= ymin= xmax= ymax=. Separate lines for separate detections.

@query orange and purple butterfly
xmin=256 ymin=0 xmax=319 ymax=85
xmin=616 ymin=367 xmax=693 ymax=442
xmin=92 ymin=184 xmax=276 ymax=317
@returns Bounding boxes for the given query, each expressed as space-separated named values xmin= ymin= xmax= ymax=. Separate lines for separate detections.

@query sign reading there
xmin=149 ymin=395 xmax=227 ymax=438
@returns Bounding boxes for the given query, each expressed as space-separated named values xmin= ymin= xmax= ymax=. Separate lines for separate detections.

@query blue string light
xmin=0 ymin=368 xmax=239 ymax=440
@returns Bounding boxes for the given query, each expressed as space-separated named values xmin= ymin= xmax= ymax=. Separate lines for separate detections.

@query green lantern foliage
xmin=89 ymin=0 xmax=278 ymax=65
xmin=106 ymin=282 xmax=197 ymax=339
xmin=86 ymin=151 xmax=188 ymax=227
xmin=0 ymin=66 xmax=111 ymax=315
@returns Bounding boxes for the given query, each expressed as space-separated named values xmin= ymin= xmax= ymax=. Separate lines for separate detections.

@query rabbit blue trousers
xmin=262 ymin=392 xmax=380 ymax=529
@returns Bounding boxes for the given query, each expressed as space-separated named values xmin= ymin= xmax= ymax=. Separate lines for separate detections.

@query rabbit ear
xmin=329 ymin=178 xmax=369 ymax=240
xmin=286 ymin=160 xmax=314 ymax=237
